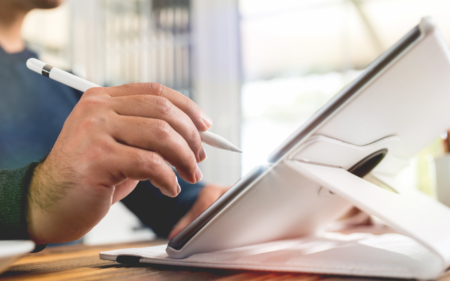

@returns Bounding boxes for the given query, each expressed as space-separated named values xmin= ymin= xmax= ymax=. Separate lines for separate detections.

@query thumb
xmin=111 ymin=179 xmax=139 ymax=204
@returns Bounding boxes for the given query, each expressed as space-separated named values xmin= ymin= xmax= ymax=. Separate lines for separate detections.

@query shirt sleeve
xmin=121 ymin=175 xmax=205 ymax=238
xmin=0 ymin=162 xmax=38 ymax=240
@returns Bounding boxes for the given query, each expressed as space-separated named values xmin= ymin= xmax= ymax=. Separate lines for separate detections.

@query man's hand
xmin=168 ymin=184 xmax=229 ymax=240
xmin=26 ymin=83 xmax=212 ymax=245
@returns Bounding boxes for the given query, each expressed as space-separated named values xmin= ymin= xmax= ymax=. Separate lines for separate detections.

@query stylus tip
xmin=230 ymin=146 xmax=242 ymax=153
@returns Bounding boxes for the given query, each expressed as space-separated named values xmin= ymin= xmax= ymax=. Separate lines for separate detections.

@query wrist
xmin=26 ymin=162 xmax=51 ymax=244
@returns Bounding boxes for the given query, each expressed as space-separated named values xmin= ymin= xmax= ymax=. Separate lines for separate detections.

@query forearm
xmin=26 ymin=161 xmax=63 ymax=245
xmin=25 ymin=157 xmax=116 ymax=245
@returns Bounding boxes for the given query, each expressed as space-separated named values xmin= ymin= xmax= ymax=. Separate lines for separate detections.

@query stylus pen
xmin=26 ymin=58 xmax=242 ymax=153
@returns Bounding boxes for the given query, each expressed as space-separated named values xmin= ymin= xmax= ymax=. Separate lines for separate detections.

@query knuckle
xmin=80 ymin=115 xmax=108 ymax=131
xmin=154 ymin=119 xmax=172 ymax=138
xmin=78 ymin=96 xmax=107 ymax=111
xmin=133 ymin=150 xmax=146 ymax=167
xmin=147 ymin=82 xmax=164 ymax=96
xmin=155 ymin=96 xmax=172 ymax=115
xmin=116 ymin=83 xmax=137 ymax=94
xmin=83 ymin=89 xmax=96 ymax=97
xmin=90 ymin=136 xmax=113 ymax=158
xmin=144 ymin=151 xmax=162 ymax=168
xmin=83 ymin=87 xmax=105 ymax=97
xmin=80 ymin=136 xmax=114 ymax=171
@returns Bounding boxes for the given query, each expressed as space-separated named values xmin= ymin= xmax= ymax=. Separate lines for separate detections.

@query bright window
xmin=240 ymin=0 xmax=450 ymax=194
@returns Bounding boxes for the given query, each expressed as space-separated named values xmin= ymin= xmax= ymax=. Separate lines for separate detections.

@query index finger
xmin=104 ymin=83 xmax=213 ymax=131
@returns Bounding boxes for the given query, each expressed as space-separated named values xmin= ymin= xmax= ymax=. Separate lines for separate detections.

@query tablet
xmin=167 ymin=17 xmax=450 ymax=258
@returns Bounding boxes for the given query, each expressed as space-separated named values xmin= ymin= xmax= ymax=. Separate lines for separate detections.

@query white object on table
xmin=0 ymin=240 xmax=35 ymax=274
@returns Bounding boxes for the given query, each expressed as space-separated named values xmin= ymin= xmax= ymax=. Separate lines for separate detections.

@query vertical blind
xmin=72 ymin=0 xmax=192 ymax=98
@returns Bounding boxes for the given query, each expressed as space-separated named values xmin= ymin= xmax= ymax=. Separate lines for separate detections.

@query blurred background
xmin=21 ymin=0 xmax=450 ymax=244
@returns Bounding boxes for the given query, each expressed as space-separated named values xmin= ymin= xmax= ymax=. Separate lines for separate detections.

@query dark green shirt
xmin=0 ymin=162 xmax=38 ymax=240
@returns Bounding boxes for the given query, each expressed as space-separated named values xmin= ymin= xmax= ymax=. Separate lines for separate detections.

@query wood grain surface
xmin=1 ymin=240 xmax=449 ymax=281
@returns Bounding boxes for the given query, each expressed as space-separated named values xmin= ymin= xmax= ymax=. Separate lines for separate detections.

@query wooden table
xmin=1 ymin=240 xmax=449 ymax=281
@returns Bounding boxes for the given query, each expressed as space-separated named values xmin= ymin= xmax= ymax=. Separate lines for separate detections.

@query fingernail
xmin=201 ymin=113 xmax=213 ymax=129
xmin=195 ymin=166 xmax=203 ymax=182
xmin=198 ymin=146 xmax=207 ymax=162
xmin=177 ymin=183 xmax=181 ymax=195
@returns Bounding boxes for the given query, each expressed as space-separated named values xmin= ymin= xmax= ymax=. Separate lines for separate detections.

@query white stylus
xmin=26 ymin=58 xmax=242 ymax=153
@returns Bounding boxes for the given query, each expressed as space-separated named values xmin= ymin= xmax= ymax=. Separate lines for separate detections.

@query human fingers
xmin=111 ymin=95 xmax=206 ymax=163
xmin=104 ymin=83 xmax=213 ymax=131
xmin=168 ymin=184 xmax=229 ymax=240
xmin=111 ymin=179 xmax=140 ymax=204
xmin=60 ymin=92 xmax=188 ymax=194
xmin=111 ymin=115 xmax=202 ymax=184
xmin=110 ymin=142 xmax=181 ymax=197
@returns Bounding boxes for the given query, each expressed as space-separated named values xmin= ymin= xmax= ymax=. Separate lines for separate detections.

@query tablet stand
xmin=286 ymin=158 xmax=450 ymax=269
